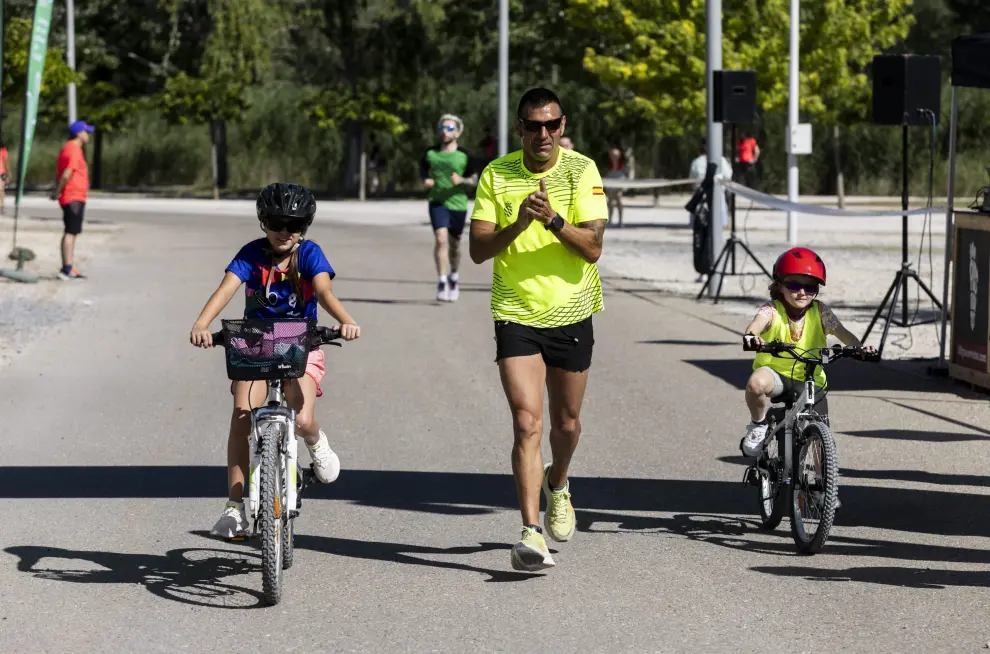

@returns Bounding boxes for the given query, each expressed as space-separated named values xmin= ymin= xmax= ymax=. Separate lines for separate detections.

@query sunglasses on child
xmin=517 ymin=116 xmax=564 ymax=133
xmin=265 ymin=218 xmax=306 ymax=233
xmin=783 ymin=281 xmax=820 ymax=295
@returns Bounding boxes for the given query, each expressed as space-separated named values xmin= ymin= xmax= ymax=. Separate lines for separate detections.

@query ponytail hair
xmin=286 ymin=247 xmax=303 ymax=300
xmin=768 ymin=280 xmax=783 ymax=303
xmin=264 ymin=242 xmax=305 ymax=301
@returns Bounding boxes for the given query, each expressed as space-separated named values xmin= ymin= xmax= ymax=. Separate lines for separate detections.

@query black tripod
xmin=862 ymin=123 xmax=942 ymax=356
xmin=696 ymin=124 xmax=771 ymax=303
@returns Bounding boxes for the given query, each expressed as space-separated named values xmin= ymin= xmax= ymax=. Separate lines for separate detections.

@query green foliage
xmin=3 ymin=16 xmax=81 ymax=125
xmin=565 ymin=0 xmax=914 ymax=133
xmin=159 ymin=0 xmax=278 ymax=127
xmin=306 ymin=88 xmax=411 ymax=135
xmin=160 ymin=71 xmax=247 ymax=125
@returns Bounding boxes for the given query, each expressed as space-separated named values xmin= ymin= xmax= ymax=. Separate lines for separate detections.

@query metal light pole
xmin=786 ymin=0 xmax=799 ymax=245
xmin=66 ymin=0 xmax=77 ymax=124
xmin=706 ymin=0 xmax=724 ymax=297
xmin=498 ymin=0 xmax=508 ymax=157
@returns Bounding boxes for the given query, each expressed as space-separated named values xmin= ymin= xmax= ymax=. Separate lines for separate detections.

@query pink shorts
xmin=230 ymin=349 xmax=326 ymax=398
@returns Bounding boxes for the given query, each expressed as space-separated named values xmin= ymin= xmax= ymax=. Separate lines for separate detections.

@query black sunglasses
xmin=783 ymin=281 xmax=820 ymax=295
xmin=265 ymin=218 xmax=305 ymax=233
xmin=518 ymin=116 xmax=564 ymax=133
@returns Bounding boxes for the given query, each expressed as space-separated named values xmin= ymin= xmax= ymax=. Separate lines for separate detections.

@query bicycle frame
xmin=246 ymin=379 xmax=298 ymax=522
xmin=757 ymin=358 xmax=825 ymax=488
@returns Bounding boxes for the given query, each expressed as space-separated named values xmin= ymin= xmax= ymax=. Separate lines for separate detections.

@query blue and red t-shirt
xmin=225 ymin=239 xmax=335 ymax=320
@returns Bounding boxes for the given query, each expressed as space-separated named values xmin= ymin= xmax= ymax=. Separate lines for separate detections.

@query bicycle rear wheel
xmin=790 ymin=419 xmax=838 ymax=553
xmin=757 ymin=412 xmax=786 ymax=530
xmin=258 ymin=421 xmax=286 ymax=605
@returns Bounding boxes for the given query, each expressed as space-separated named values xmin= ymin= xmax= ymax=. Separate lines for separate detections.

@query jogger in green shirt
xmin=420 ymin=114 xmax=479 ymax=302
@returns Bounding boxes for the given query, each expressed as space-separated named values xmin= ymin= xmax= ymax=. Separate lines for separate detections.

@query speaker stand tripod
xmin=696 ymin=124 xmax=771 ymax=304
xmin=861 ymin=124 xmax=942 ymax=356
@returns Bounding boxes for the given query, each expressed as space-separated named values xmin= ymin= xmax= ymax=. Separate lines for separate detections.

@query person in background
xmin=0 ymin=138 xmax=8 ymax=216
xmin=688 ymin=138 xmax=732 ymax=228
xmin=735 ymin=131 xmax=761 ymax=189
xmin=559 ymin=136 xmax=574 ymax=150
xmin=477 ymin=126 xmax=498 ymax=169
xmin=420 ymin=114 xmax=479 ymax=302
xmin=604 ymin=144 xmax=627 ymax=227
xmin=51 ymin=120 xmax=94 ymax=280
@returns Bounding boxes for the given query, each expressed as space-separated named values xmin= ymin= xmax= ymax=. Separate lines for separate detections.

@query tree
xmin=289 ymin=0 xmax=451 ymax=193
xmin=2 ymin=16 xmax=79 ymax=130
xmin=565 ymin=0 xmax=914 ymax=136
xmin=159 ymin=0 xmax=281 ymax=197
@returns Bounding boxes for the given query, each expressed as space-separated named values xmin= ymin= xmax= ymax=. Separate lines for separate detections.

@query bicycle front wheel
xmin=790 ymin=419 xmax=838 ymax=553
xmin=258 ymin=421 xmax=286 ymax=605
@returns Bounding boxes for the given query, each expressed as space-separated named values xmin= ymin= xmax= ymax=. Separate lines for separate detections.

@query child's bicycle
xmin=211 ymin=318 xmax=342 ymax=605
xmin=740 ymin=341 xmax=879 ymax=553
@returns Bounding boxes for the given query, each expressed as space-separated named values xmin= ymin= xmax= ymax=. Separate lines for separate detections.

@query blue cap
xmin=69 ymin=120 xmax=94 ymax=136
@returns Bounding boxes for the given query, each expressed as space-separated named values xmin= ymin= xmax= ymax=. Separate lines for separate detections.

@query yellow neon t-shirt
xmin=471 ymin=148 xmax=608 ymax=328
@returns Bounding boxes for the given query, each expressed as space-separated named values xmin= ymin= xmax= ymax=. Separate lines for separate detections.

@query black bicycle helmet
xmin=256 ymin=182 xmax=317 ymax=234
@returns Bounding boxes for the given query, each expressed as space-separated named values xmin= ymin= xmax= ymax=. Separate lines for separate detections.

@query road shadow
xmin=841 ymin=429 xmax=990 ymax=442
xmin=750 ymin=565 xmax=990 ymax=589
xmin=2 ymin=534 xmax=538 ymax=611
xmin=838 ymin=467 xmax=990 ymax=488
xmin=336 ymin=297 xmax=439 ymax=306
xmin=5 ymin=468 xmax=990 ymax=542
xmin=578 ymin=506 xmax=990 ymax=568
xmin=3 ymin=545 xmax=265 ymax=609
xmin=638 ymin=339 xmax=736 ymax=347
xmin=683 ymin=357 xmax=969 ymax=394
xmin=189 ymin=531 xmax=539 ymax=583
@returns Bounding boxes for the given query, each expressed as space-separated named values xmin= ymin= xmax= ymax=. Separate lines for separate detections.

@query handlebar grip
xmin=316 ymin=326 xmax=343 ymax=345
xmin=211 ymin=331 xmax=225 ymax=347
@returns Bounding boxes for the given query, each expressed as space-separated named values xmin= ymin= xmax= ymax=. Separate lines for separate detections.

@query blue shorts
xmin=428 ymin=203 xmax=467 ymax=237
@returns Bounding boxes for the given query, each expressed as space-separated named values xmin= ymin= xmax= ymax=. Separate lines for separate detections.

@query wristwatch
xmin=545 ymin=213 xmax=565 ymax=233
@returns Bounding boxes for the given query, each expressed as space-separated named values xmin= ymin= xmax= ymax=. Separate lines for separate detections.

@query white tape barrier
xmin=718 ymin=179 xmax=946 ymax=218
xmin=601 ymin=177 xmax=698 ymax=190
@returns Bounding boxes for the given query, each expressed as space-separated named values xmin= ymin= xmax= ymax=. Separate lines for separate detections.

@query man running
xmin=469 ymin=87 xmax=608 ymax=572
xmin=420 ymin=114 xmax=478 ymax=302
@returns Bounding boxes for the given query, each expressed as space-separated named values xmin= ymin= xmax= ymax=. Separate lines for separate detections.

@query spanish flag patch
xmin=592 ymin=186 xmax=605 ymax=195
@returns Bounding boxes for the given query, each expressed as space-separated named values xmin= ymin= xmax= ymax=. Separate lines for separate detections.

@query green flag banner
xmin=14 ymin=0 xmax=55 ymax=211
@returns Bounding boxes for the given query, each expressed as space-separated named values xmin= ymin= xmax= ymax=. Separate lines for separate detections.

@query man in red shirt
xmin=0 ymin=138 xmax=8 ymax=216
xmin=736 ymin=132 xmax=761 ymax=190
xmin=51 ymin=120 xmax=93 ymax=279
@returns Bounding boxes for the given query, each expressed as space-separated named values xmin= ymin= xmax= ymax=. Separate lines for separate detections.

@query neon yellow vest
xmin=753 ymin=300 xmax=828 ymax=388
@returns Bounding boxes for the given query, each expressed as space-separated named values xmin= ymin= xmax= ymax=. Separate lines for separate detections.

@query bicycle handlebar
xmin=210 ymin=325 xmax=343 ymax=348
xmin=743 ymin=339 xmax=880 ymax=363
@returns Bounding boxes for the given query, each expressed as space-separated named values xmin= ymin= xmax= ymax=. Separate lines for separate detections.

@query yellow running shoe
xmin=510 ymin=526 xmax=555 ymax=571
xmin=542 ymin=463 xmax=576 ymax=542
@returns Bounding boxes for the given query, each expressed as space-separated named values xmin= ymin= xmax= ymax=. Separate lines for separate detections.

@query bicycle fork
xmin=247 ymin=413 xmax=300 ymax=522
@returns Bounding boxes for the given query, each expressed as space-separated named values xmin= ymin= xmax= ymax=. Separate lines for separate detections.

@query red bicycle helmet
xmin=772 ymin=247 xmax=826 ymax=285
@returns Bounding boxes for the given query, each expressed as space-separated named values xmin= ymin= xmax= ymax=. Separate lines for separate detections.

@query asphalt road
xmin=2 ymin=204 xmax=990 ymax=652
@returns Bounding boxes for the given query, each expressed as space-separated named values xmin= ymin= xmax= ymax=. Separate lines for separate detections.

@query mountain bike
xmin=212 ymin=318 xmax=342 ymax=605
xmin=740 ymin=341 xmax=879 ymax=553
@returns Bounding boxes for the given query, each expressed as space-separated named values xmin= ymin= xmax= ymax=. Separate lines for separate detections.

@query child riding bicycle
xmin=740 ymin=247 xmax=874 ymax=458
xmin=189 ymin=182 xmax=361 ymax=539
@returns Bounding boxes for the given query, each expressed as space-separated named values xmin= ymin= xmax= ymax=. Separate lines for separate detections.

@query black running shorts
xmin=62 ymin=201 xmax=85 ymax=235
xmin=494 ymin=317 xmax=594 ymax=372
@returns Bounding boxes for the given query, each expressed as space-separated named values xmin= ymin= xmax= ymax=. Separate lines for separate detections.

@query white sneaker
xmin=436 ymin=279 xmax=449 ymax=302
xmin=741 ymin=421 xmax=769 ymax=457
xmin=308 ymin=430 xmax=340 ymax=483
xmin=211 ymin=500 xmax=250 ymax=540
xmin=447 ymin=277 xmax=460 ymax=302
